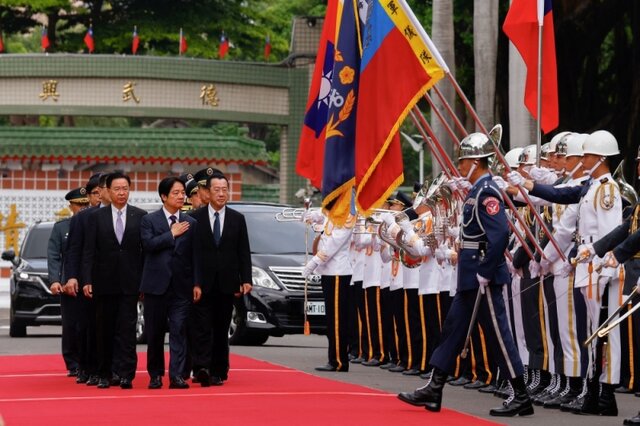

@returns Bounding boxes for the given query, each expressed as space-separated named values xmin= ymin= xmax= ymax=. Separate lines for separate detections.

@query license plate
xmin=306 ymin=301 xmax=325 ymax=316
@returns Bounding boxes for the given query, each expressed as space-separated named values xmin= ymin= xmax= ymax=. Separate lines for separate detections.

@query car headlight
xmin=17 ymin=272 xmax=50 ymax=293
xmin=252 ymin=266 xmax=281 ymax=290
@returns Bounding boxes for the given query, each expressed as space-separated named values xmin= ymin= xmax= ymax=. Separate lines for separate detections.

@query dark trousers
xmin=191 ymin=290 xmax=234 ymax=379
xmin=520 ymin=274 xmax=547 ymax=370
xmin=404 ymin=289 xmax=425 ymax=371
xmin=364 ymin=286 xmax=385 ymax=362
xmin=144 ymin=287 xmax=191 ymax=379
xmin=430 ymin=285 xmax=525 ymax=380
xmin=347 ymin=281 xmax=368 ymax=359
xmin=77 ymin=295 xmax=97 ymax=375
xmin=321 ymin=275 xmax=351 ymax=371
xmin=95 ymin=294 xmax=138 ymax=380
xmin=620 ymin=260 xmax=640 ymax=390
xmin=380 ymin=288 xmax=397 ymax=363
xmin=60 ymin=294 xmax=80 ymax=371
xmin=542 ymin=274 xmax=564 ymax=373
xmin=391 ymin=288 xmax=408 ymax=366
xmin=421 ymin=294 xmax=444 ymax=371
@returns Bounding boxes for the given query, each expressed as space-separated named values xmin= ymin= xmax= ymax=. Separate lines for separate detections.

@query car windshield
xmin=21 ymin=225 xmax=53 ymax=259
xmin=244 ymin=211 xmax=308 ymax=254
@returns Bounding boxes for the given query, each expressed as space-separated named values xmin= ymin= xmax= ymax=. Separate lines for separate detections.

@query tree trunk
xmin=473 ymin=0 xmax=498 ymax=131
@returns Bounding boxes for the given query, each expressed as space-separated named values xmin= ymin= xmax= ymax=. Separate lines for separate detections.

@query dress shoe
xmin=489 ymin=376 xmax=534 ymax=417
xmin=120 ymin=378 xmax=133 ymax=389
xmin=397 ymin=368 xmax=447 ymax=412
xmin=110 ymin=373 xmax=121 ymax=386
xmin=420 ymin=371 xmax=432 ymax=380
xmin=97 ymin=378 xmax=110 ymax=389
xmin=379 ymin=362 xmax=396 ymax=370
xmin=448 ymin=376 xmax=471 ymax=386
xmin=350 ymin=357 xmax=365 ymax=364
xmin=148 ymin=376 xmax=163 ymax=389
xmin=478 ymin=384 xmax=497 ymax=394
xmin=86 ymin=375 xmax=99 ymax=386
xmin=361 ymin=359 xmax=382 ymax=367
xmin=624 ymin=411 xmax=640 ymax=425
xmin=67 ymin=368 xmax=79 ymax=377
xmin=169 ymin=376 xmax=190 ymax=389
xmin=209 ymin=376 xmax=224 ymax=386
xmin=402 ymin=368 xmax=421 ymax=376
xmin=348 ymin=353 xmax=357 ymax=362
xmin=76 ymin=371 xmax=89 ymax=384
xmin=463 ymin=380 xmax=488 ymax=390
xmin=493 ymin=380 xmax=511 ymax=399
xmin=315 ymin=363 xmax=338 ymax=372
xmin=616 ymin=385 xmax=634 ymax=394
xmin=196 ymin=368 xmax=211 ymax=388
xmin=597 ymin=383 xmax=618 ymax=416
xmin=388 ymin=365 xmax=406 ymax=373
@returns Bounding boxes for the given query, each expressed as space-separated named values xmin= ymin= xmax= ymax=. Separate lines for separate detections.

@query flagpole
xmin=536 ymin=0 xmax=543 ymax=168
xmin=179 ymin=28 xmax=182 ymax=57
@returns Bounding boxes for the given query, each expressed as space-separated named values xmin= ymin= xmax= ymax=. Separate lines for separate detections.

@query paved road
xmin=0 ymin=307 xmax=636 ymax=425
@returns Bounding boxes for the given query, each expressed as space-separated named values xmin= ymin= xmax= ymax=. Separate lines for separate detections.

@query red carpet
xmin=0 ymin=353 xmax=502 ymax=426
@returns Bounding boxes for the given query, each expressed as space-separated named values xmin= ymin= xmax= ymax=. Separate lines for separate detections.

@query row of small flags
xmin=0 ymin=26 xmax=272 ymax=59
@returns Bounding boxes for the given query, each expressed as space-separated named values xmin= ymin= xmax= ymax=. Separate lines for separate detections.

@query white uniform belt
xmin=460 ymin=241 xmax=487 ymax=250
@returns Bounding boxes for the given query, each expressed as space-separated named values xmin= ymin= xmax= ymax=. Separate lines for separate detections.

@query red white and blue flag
xmin=355 ymin=0 xmax=446 ymax=215
xmin=41 ymin=27 xmax=50 ymax=51
xmin=179 ymin=28 xmax=188 ymax=54
xmin=295 ymin=0 xmax=339 ymax=190
xmin=264 ymin=35 xmax=271 ymax=60
xmin=0 ymin=32 xmax=5 ymax=53
xmin=219 ymin=32 xmax=229 ymax=59
xmin=503 ymin=0 xmax=559 ymax=134
xmin=132 ymin=26 xmax=140 ymax=54
xmin=84 ymin=26 xmax=94 ymax=53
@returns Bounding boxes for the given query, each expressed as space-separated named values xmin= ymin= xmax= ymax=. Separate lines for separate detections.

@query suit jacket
xmin=81 ymin=204 xmax=147 ymax=296
xmin=191 ymin=205 xmax=252 ymax=295
xmin=139 ymin=208 xmax=200 ymax=299
xmin=64 ymin=205 xmax=99 ymax=283
xmin=47 ymin=218 xmax=70 ymax=284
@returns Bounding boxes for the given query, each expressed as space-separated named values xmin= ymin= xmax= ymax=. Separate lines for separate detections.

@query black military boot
xmin=489 ymin=375 xmax=534 ymax=417
xmin=545 ymin=375 xmax=580 ymax=408
xmin=576 ymin=378 xmax=600 ymax=415
xmin=624 ymin=411 xmax=640 ymax=425
xmin=559 ymin=377 xmax=586 ymax=411
xmin=397 ymin=368 xmax=447 ymax=412
xmin=598 ymin=383 xmax=618 ymax=416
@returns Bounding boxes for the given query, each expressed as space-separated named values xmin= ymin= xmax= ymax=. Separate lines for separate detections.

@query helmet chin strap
xmin=565 ymin=162 xmax=581 ymax=180
xmin=582 ymin=157 xmax=605 ymax=177
xmin=463 ymin=161 xmax=478 ymax=180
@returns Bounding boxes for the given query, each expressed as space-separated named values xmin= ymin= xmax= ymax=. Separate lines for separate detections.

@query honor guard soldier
xmin=186 ymin=179 xmax=204 ymax=210
xmin=48 ymin=187 xmax=90 ymax=376
xmin=398 ymin=130 xmax=532 ymax=417
xmin=303 ymin=213 xmax=355 ymax=372
xmin=192 ymin=167 xmax=222 ymax=206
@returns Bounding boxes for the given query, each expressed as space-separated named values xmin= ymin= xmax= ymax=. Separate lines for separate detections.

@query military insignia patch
xmin=483 ymin=196 xmax=500 ymax=215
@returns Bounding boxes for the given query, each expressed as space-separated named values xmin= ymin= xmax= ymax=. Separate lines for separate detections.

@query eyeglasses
xmin=90 ymin=190 xmax=100 ymax=195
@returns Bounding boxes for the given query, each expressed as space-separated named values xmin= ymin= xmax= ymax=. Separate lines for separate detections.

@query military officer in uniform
xmin=48 ymin=187 xmax=90 ymax=376
xmin=398 ymin=130 xmax=532 ymax=417
xmin=192 ymin=167 xmax=222 ymax=207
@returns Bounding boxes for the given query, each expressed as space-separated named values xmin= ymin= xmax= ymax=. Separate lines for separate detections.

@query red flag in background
xmin=355 ymin=0 xmax=446 ymax=215
xmin=84 ymin=26 xmax=94 ymax=53
xmin=295 ymin=0 xmax=338 ymax=190
xmin=0 ymin=33 xmax=5 ymax=53
xmin=264 ymin=35 xmax=271 ymax=60
xmin=179 ymin=28 xmax=188 ymax=54
xmin=132 ymin=26 xmax=140 ymax=54
xmin=503 ymin=0 xmax=558 ymax=134
xmin=219 ymin=32 xmax=229 ymax=59
xmin=41 ymin=27 xmax=50 ymax=51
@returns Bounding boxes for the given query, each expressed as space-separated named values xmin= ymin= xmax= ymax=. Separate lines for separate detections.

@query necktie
xmin=115 ymin=210 xmax=124 ymax=244
xmin=213 ymin=211 xmax=221 ymax=247
xmin=169 ymin=214 xmax=177 ymax=226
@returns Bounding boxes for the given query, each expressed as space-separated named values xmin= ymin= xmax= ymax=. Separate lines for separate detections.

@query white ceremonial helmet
xmin=564 ymin=133 xmax=587 ymax=157
xmin=582 ymin=130 xmax=619 ymax=157
xmin=518 ymin=144 xmax=537 ymax=165
xmin=540 ymin=143 xmax=551 ymax=161
xmin=504 ymin=147 xmax=524 ymax=169
xmin=458 ymin=133 xmax=494 ymax=160
xmin=549 ymin=131 xmax=571 ymax=153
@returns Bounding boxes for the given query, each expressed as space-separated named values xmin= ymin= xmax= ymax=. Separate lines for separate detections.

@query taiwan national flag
xmin=355 ymin=0 xmax=446 ymax=215
xmin=132 ymin=26 xmax=140 ymax=54
xmin=41 ymin=27 xmax=50 ymax=51
xmin=264 ymin=35 xmax=271 ymax=60
xmin=179 ymin=29 xmax=188 ymax=54
xmin=84 ymin=27 xmax=94 ymax=53
xmin=503 ymin=0 xmax=558 ymax=134
xmin=295 ymin=0 xmax=338 ymax=190
xmin=219 ymin=32 xmax=229 ymax=59
xmin=0 ymin=33 xmax=5 ymax=53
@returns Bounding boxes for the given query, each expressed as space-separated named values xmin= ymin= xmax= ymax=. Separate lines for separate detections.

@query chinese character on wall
xmin=122 ymin=81 xmax=140 ymax=103
xmin=0 ymin=204 xmax=27 ymax=254
xmin=200 ymin=84 xmax=220 ymax=107
xmin=39 ymin=80 xmax=60 ymax=102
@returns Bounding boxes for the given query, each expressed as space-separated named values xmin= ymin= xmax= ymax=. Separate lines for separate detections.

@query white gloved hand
xmin=445 ymin=248 xmax=458 ymax=265
xmin=507 ymin=171 xmax=526 ymax=186
xmin=602 ymin=251 xmax=620 ymax=269
xmin=492 ymin=175 xmax=508 ymax=190
xmin=435 ymin=245 xmax=446 ymax=262
xmin=447 ymin=176 xmax=472 ymax=192
xmin=560 ymin=261 xmax=574 ymax=278
xmin=576 ymin=243 xmax=596 ymax=263
xmin=529 ymin=166 xmax=556 ymax=184
xmin=379 ymin=212 xmax=396 ymax=227
xmin=539 ymin=258 xmax=552 ymax=276
xmin=303 ymin=210 xmax=324 ymax=225
xmin=399 ymin=219 xmax=414 ymax=234
xmin=477 ymin=273 xmax=490 ymax=294
xmin=447 ymin=226 xmax=460 ymax=238
xmin=302 ymin=258 xmax=319 ymax=278
xmin=528 ymin=261 xmax=540 ymax=279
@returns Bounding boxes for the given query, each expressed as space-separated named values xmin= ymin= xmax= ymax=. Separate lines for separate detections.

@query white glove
xmin=477 ymin=273 xmax=490 ymax=294
xmin=303 ymin=210 xmax=324 ymax=225
xmin=435 ymin=245 xmax=446 ymax=262
xmin=379 ymin=212 xmax=396 ymax=227
xmin=529 ymin=166 xmax=557 ymax=184
xmin=576 ymin=243 xmax=596 ymax=263
xmin=560 ymin=261 xmax=574 ymax=278
xmin=539 ymin=258 xmax=552 ymax=276
xmin=528 ymin=261 xmax=540 ymax=279
xmin=492 ymin=175 xmax=508 ymax=190
xmin=507 ymin=171 xmax=526 ymax=186
xmin=444 ymin=248 xmax=458 ymax=265
xmin=447 ymin=226 xmax=460 ymax=238
xmin=602 ymin=251 xmax=620 ymax=269
xmin=399 ymin=219 xmax=414 ymax=234
xmin=447 ymin=176 xmax=472 ymax=192
xmin=302 ymin=258 xmax=319 ymax=278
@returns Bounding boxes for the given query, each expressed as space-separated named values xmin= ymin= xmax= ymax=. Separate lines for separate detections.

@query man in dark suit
xmin=82 ymin=172 xmax=147 ymax=389
xmin=190 ymin=172 xmax=252 ymax=386
xmin=140 ymin=177 xmax=201 ymax=390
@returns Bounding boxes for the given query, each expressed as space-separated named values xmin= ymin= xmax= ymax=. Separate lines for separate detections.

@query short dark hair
xmin=106 ymin=171 xmax=131 ymax=188
xmin=158 ymin=176 xmax=185 ymax=198
xmin=98 ymin=172 xmax=110 ymax=188
xmin=206 ymin=172 xmax=228 ymax=188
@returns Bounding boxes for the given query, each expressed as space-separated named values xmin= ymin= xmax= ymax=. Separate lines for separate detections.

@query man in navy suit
xmin=140 ymin=177 xmax=201 ymax=389
xmin=82 ymin=172 xmax=147 ymax=389
xmin=190 ymin=172 xmax=252 ymax=386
